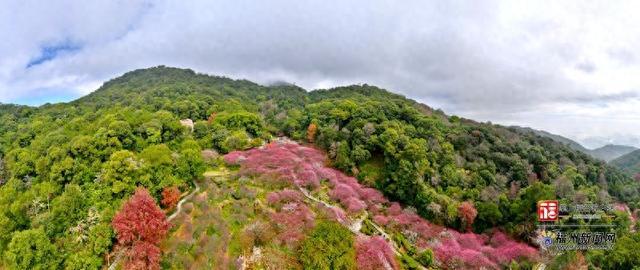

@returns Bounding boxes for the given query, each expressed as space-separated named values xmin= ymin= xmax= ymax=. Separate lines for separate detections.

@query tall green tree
xmin=5 ymin=228 xmax=59 ymax=270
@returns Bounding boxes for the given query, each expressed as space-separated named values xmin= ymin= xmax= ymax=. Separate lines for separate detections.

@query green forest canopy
xmin=0 ymin=66 xmax=638 ymax=269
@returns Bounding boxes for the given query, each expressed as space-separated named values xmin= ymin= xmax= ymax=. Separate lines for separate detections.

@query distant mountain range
xmin=590 ymin=144 xmax=638 ymax=162
xmin=511 ymin=127 xmax=591 ymax=153
xmin=511 ymin=126 xmax=638 ymax=163
xmin=611 ymin=150 xmax=640 ymax=177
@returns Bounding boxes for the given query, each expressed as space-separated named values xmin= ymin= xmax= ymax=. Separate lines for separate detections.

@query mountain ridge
xmin=590 ymin=144 xmax=638 ymax=162
xmin=510 ymin=126 xmax=637 ymax=162
xmin=611 ymin=149 xmax=640 ymax=177
xmin=510 ymin=126 xmax=590 ymax=153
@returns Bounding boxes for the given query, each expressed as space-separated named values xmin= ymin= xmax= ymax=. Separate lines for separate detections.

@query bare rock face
xmin=179 ymin=119 xmax=194 ymax=132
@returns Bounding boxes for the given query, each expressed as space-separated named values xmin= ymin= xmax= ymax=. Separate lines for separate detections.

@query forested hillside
xmin=511 ymin=127 xmax=639 ymax=165
xmin=611 ymin=149 xmax=640 ymax=178
xmin=589 ymin=144 xmax=638 ymax=162
xmin=510 ymin=126 xmax=591 ymax=154
xmin=0 ymin=66 xmax=638 ymax=269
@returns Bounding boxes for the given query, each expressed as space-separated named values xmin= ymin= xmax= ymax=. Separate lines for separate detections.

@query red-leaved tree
xmin=458 ymin=201 xmax=477 ymax=232
xmin=161 ymin=186 xmax=181 ymax=210
xmin=306 ymin=123 xmax=318 ymax=143
xmin=112 ymin=188 xmax=171 ymax=270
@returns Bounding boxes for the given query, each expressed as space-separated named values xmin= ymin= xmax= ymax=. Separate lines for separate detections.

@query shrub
xmin=307 ymin=123 xmax=318 ymax=142
xmin=266 ymin=189 xmax=303 ymax=206
xmin=400 ymin=254 xmax=421 ymax=270
xmin=266 ymin=192 xmax=280 ymax=205
xmin=240 ymin=221 xmax=275 ymax=250
xmin=330 ymin=184 xmax=359 ymax=202
xmin=161 ymin=186 xmax=181 ymax=210
xmin=271 ymin=203 xmax=314 ymax=246
xmin=326 ymin=207 xmax=348 ymax=224
xmin=343 ymin=197 xmax=366 ymax=213
xmin=373 ymin=215 xmax=389 ymax=226
xmin=299 ymin=221 xmax=356 ymax=270
xmin=359 ymin=188 xmax=387 ymax=205
xmin=458 ymin=201 xmax=477 ymax=232
xmin=223 ymin=151 xmax=246 ymax=165
xmin=261 ymin=247 xmax=302 ymax=269
xmin=387 ymin=203 xmax=403 ymax=216
xmin=355 ymin=236 xmax=399 ymax=270
xmin=416 ymin=249 xmax=434 ymax=267
xmin=222 ymin=130 xmax=250 ymax=152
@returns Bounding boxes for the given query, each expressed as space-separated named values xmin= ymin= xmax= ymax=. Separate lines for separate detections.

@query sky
xmin=1 ymin=0 xmax=639 ymax=149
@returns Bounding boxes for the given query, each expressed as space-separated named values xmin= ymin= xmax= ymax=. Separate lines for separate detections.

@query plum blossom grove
xmin=356 ymin=236 xmax=400 ymax=270
xmin=224 ymin=140 xmax=538 ymax=269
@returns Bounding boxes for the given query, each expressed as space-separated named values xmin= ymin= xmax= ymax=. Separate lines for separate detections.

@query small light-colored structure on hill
xmin=180 ymin=119 xmax=194 ymax=132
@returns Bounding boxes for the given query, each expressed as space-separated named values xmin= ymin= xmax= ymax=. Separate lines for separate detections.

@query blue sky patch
xmin=26 ymin=41 xmax=81 ymax=68
xmin=9 ymin=87 xmax=78 ymax=106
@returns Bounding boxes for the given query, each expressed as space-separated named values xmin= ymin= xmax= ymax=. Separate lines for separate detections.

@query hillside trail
xmin=298 ymin=186 xmax=423 ymax=269
xmin=168 ymin=180 xmax=201 ymax=221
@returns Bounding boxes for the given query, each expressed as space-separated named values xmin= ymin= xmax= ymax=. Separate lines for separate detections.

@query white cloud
xmin=1 ymin=0 xmax=639 ymax=147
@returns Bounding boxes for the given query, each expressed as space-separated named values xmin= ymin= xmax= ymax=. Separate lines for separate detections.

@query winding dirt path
xmin=168 ymin=181 xmax=200 ymax=221
xmin=369 ymin=221 xmax=401 ymax=255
